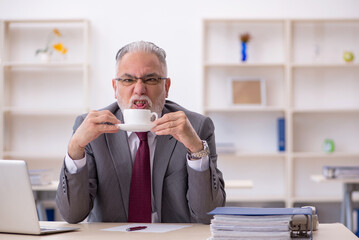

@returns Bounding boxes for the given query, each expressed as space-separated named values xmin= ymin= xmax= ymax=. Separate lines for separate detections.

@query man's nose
xmin=133 ymin=79 xmax=146 ymax=95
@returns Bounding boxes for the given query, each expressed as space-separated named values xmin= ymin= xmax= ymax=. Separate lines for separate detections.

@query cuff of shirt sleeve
xmin=64 ymin=152 xmax=87 ymax=174
xmin=186 ymin=155 xmax=209 ymax=172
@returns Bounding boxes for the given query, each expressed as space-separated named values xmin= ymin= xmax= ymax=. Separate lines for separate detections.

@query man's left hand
xmin=152 ymin=111 xmax=203 ymax=153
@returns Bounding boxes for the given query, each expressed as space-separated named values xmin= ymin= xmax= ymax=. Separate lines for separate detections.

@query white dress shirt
xmin=64 ymin=131 xmax=209 ymax=223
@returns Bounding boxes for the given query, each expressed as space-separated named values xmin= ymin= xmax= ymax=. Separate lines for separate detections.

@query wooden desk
xmin=0 ymin=222 xmax=357 ymax=240
xmin=311 ymin=175 xmax=359 ymax=231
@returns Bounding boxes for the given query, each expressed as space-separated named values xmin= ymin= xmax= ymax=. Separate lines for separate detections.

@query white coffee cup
xmin=123 ymin=109 xmax=158 ymax=125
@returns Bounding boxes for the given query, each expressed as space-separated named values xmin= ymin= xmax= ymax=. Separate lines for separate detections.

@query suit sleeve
xmin=56 ymin=115 xmax=98 ymax=223
xmin=186 ymin=116 xmax=226 ymax=224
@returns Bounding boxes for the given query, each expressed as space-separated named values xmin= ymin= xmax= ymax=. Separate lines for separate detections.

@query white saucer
xmin=116 ymin=123 xmax=155 ymax=132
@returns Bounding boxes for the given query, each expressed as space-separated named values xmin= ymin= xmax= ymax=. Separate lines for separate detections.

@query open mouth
xmin=133 ymin=100 xmax=148 ymax=109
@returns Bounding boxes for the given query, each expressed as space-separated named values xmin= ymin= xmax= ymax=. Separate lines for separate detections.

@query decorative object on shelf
xmin=239 ymin=33 xmax=251 ymax=62
xmin=228 ymin=77 xmax=266 ymax=106
xmin=343 ymin=51 xmax=354 ymax=63
xmin=323 ymin=139 xmax=335 ymax=153
xmin=36 ymin=51 xmax=51 ymax=63
xmin=35 ymin=28 xmax=68 ymax=62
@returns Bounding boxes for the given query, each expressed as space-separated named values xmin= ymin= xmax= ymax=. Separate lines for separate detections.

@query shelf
xmin=3 ymin=62 xmax=87 ymax=68
xmin=292 ymin=109 xmax=359 ymax=114
xmin=291 ymin=18 xmax=359 ymax=23
xmin=5 ymin=19 xmax=87 ymax=24
xmin=294 ymin=195 xmax=359 ymax=203
xmin=31 ymin=181 xmax=59 ymax=191
xmin=3 ymin=151 xmax=64 ymax=160
xmin=204 ymin=18 xmax=285 ymax=23
xmin=225 ymin=180 xmax=253 ymax=189
xmin=3 ymin=107 xmax=85 ymax=115
xmin=311 ymin=175 xmax=359 ymax=184
xmin=292 ymin=63 xmax=359 ymax=68
xmin=204 ymin=63 xmax=285 ymax=68
xmin=0 ymin=19 xmax=89 ymax=172
xmin=220 ymin=152 xmax=286 ymax=159
xmin=205 ymin=106 xmax=285 ymax=113
xmin=293 ymin=152 xmax=359 ymax=159
xmin=226 ymin=195 xmax=286 ymax=203
xmin=292 ymin=196 xmax=342 ymax=202
xmin=203 ymin=18 xmax=359 ymax=207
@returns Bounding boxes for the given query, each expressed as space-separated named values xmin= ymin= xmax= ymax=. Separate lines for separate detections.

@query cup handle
xmin=151 ymin=112 xmax=158 ymax=122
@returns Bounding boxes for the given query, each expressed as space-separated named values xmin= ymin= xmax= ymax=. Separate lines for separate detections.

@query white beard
xmin=116 ymin=92 xmax=166 ymax=117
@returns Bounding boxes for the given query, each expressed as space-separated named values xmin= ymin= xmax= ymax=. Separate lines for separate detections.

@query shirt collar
xmin=127 ymin=131 xmax=156 ymax=139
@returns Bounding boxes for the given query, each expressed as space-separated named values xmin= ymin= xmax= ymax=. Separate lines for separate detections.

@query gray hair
xmin=115 ymin=41 xmax=167 ymax=76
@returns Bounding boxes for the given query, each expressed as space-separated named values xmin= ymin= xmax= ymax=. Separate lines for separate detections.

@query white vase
xmin=37 ymin=52 xmax=51 ymax=63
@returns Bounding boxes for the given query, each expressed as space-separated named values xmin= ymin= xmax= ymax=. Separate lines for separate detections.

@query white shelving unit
xmin=202 ymin=19 xmax=359 ymax=207
xmin=0 ymin=19 xmax=89 ymax=179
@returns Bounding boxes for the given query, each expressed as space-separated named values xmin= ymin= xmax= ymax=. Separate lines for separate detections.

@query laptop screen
xmin=0 ymin=160 xmax=43 ymax=234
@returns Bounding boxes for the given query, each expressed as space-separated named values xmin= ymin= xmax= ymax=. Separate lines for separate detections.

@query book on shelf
xmin=323 ymin=165 xmax=359 ymax=179
xmin=277 ymin=117 xmax=285 ymax=152
xmin=208 ymin=207 xmax=314 ymax=240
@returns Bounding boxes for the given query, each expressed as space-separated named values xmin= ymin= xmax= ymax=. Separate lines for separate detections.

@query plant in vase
xmin=35 ymin=28 xmax=68 ymax=62
xmin=239 ymin=33 xmax=251 ymax=62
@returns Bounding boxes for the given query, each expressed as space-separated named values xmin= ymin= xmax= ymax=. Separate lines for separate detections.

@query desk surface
xmin=0 ymin=222 xmax=357 ymax=240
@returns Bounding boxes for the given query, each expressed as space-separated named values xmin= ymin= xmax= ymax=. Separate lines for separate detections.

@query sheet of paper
xmin=101 ymin=223 xmax=192 ymax=233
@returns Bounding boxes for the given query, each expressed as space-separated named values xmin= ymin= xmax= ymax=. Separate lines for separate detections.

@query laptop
xmin=0 ymin=159 xmax=79 ymax=235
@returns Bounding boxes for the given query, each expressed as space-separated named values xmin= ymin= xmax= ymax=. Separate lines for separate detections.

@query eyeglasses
xmin=114 ymin=77 xmax=168 ymax=86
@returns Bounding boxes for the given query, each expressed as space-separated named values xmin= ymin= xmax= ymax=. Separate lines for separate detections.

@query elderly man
xmin=56 ymin=41 xmax=225 ymax=224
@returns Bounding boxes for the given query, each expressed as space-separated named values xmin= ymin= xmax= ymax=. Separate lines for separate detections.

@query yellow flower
xmin=61 ymin=48 xmax=68 ymax=55
xmin=53 ymin=43 xmax=68 ymax=55
xmin=53 ymin=28 xmax=61 ymax=37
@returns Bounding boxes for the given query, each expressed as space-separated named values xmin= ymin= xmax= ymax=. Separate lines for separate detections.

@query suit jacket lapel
xmin=105 ymin=109 xmax=132 ymax=219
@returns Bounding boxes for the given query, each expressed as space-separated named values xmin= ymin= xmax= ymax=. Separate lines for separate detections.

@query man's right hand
xmin=68 ymin=110 xmax=121 ymax=160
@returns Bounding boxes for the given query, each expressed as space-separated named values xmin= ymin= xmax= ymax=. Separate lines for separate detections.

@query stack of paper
xmin=323 ymin=166 xmax=359 ymax=179
xmin=209 ymin=214 xmax=291 ymax=239
xmin=208 ymin=207 xmax=313 ymax=240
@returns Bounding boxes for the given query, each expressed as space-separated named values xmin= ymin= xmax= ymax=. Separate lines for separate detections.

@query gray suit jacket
xmin=56 ymin=100 xmax=225 ymax=224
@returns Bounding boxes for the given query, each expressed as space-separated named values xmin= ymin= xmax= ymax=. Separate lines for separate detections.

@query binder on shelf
xmin=323 ymin=166 xmax=359 ymax=179
xmin=208 ymin=207 xmax=314 ymax=240
xmin=277 ymin=117 xmax=285 ymax=152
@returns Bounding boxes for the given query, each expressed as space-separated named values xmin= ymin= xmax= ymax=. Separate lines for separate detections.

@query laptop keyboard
xmin=41 ymin=227 xmax=56 ymax=231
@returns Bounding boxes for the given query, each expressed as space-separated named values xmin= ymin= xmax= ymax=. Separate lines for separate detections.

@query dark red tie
xmin=128 ymin=132 xmax=151 ymax=223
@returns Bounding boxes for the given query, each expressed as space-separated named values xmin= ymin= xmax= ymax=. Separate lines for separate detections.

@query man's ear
xmin=165 ymin=78 xmax=171 ymax=98
xmin=112 ymin=79 xmax=118 ymax=98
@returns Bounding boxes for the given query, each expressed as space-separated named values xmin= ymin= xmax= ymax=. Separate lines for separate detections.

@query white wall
xmin=1 ymin=0 xmax=359 ymax=112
